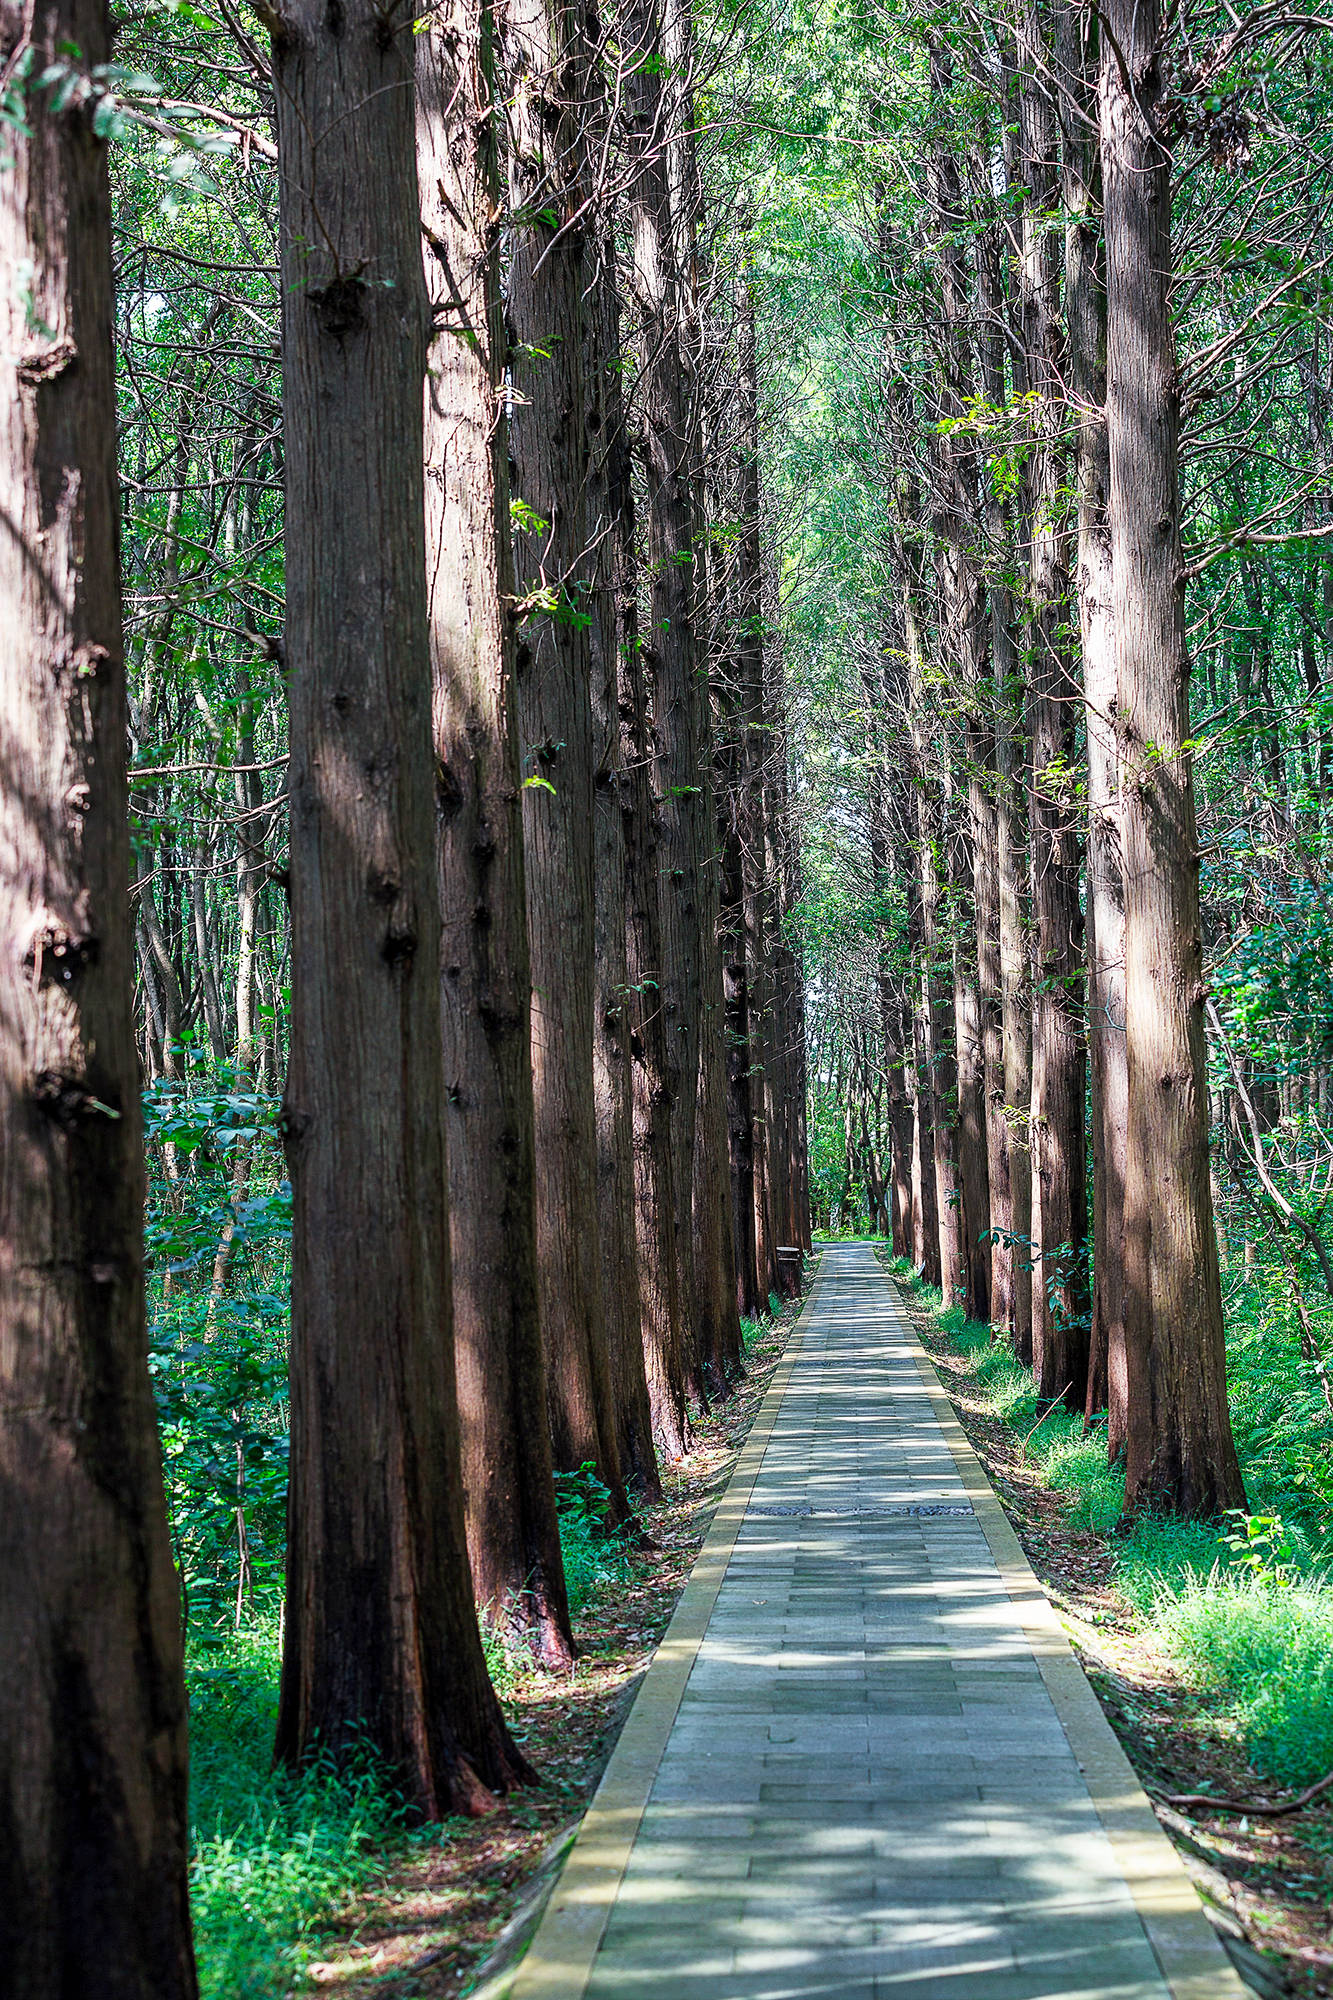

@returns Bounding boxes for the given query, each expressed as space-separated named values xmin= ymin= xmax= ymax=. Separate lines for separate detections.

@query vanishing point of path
xmin=511 ymin=1244 xmax=1246 ymax=2000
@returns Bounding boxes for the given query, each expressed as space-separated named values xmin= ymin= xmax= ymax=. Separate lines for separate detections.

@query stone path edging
xmin=891 ymin=1272 xmax=1248 ymax=2000
xmin=507 ymin=1264 xmax=825 ymax=2000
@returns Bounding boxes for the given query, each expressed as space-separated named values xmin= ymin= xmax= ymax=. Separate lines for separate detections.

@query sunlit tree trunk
xmin=587 ymin=227 xmax=661 ymax=1490
xmin=0 ymin=2 xmax=197 ymax=1981
xmin=271 ymin=0 xmax=525 ymax=1809
xmin=507 ymin=0 xmax=627 ymax=1502
xmin=1061 ymin=0 xmax=1128 ymax=1446
xmin=1101 ymin=0 xmax=1246 ymax=1515
xmin=625 ymin=0 xmax=709 ymax=1392
xmin=928 ymin=41 xmax=991 ymax=1320
xmin=418 ymin=1 xmax=575 ymax=1662
xmin=1017 ymin=0 xmax=1088 ymax=1408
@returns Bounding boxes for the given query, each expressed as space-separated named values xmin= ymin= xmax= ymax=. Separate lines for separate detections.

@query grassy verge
xmin=882 ymin=1252 xmax=1333 ymax=1792
xmin=187 ymin=1627 xmax=409 ymax=1997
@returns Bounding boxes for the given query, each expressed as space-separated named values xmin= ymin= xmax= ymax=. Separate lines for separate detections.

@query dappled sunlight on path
xmin=517 ymin=1246 xmax=1241 ymax=2000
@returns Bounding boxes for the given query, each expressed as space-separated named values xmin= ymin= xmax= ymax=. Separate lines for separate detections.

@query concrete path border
xmin=506 ymin=1248 xmax=1247 ymax=2000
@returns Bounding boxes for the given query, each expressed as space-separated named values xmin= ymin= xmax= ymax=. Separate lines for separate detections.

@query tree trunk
xmin=418 ymin=2 xmax=576 ymax=1663
xmin=1061 ymin=0 xmax=1127 ymax=1444
xmin=996 ymin=672 xmax=1033 ymax=1360
xmin=625 ymin=0 xmax=708 ymax=1391
xmin=1101 ymin=0 xmax=1246 ymax=1515
xmin=587 ymin=227 xmax=661 ymax=1491
xmin=619 ymin=526 xmax=692 ymax=1459
xmin=928 ymin=40 xmax=990 ymax=1322
xmin=1017 ymin=0 xmax=1088 ymax=1409
xmin=507 ymin=0 xmax=627 ymax=1503
xmin=974 ymin=164 xmax=1015 ymax=1335
xmin=271 ymin=0 xmax=526 ymax=1810
xmin=0 ymin=2 xmax=197 ymax=1983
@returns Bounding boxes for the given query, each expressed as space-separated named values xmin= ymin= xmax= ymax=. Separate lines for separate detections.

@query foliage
xmin=553 ymin=1463 xmax=630 ymax=1615
xmin=188 ymin=1626 xmax=408 ymax=1999
xmin=145 ymin=1060 xmax=291 ymax=1637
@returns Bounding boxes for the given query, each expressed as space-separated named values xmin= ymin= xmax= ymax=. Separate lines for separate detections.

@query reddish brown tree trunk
xmin=1062 ymin=0 xmax=1128 ymax=1447
xmin=0 ymin=4 xmax=197 ymax=1984
xmin=1101 ymin=0 xmax=1245 ymax=1515
xmin=1017 ymin=0 xmax=1088 ymax=1408
xmin=587 ymin=230 xmax=661 ymax=1491
xmin=418 ymin=4 xmax=575 ymax=1662
xmin=928 ymin=42 xmax=991 ymax=1322
xmin=625 ymin=0 xmax=708 ymax=1390
xmin=507 ymin=0 xmax=626 ymax=1501
xmin=271 ymin=0 xmax=525 ymax=1810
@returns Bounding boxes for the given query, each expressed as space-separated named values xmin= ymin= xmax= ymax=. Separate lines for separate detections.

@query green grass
xmin=187 ymin=1626 xmax=408 ymax=1998
xmin=888 ymin=1251 xmax=1333 ymax=1788
xmin=187 ymin=1485 xmax=633 ymax=1995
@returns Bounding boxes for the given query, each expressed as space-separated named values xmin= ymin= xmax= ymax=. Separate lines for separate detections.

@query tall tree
xmin=625 ymin=0 xmax=710 ymax=1396
xmin=1101 ymin=0 xmax=1246 ymax=1513
xmin=507 ymin=0 xmax=627 ymax=1500
xmin=1059 ymin=0 xmax=1128 ymax=1445
xmin=270 ymin=0 xmax=526 ymax=1808
xmin=927 ymin=43 xmax=991 ymax=1322
xmin=0 ymin=5 xmax=197 ymax=1986
xmin=418 ymin=0 xmax=575 ymax=1665
xmin=1016 ymin=0 xmax=1088 ymax=1409
xmin=587 ymin=220 xmax=662 ymax=1491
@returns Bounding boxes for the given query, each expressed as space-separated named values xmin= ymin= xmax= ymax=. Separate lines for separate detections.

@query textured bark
xmin=921 ymin=789 xmax=963 ymax=1304
xmin=1017 ymin=0 xmax=1088 ymax=1408
xmin=974 ymin=176 xmax=1015 ymax=1334
xmin=1101 ymin=0 xmax=1246 ymax=1515
xmin=997 ymin=684 xmax=1033 ymax=1362
xmin=418 ymin=6 xmax=574 ymax=1663
xmin=613 ymin=317 xmax=691 ymax=1457
xmin=928 ymin=41 xmax=991 ymax=1322
xmin=506 ymin=0 xmax=625 ymax=1499
xmin=587 ymin=231 xmax=661 ymax=1491
xmin=717 ymin=286 xmax=763 ymax=1319
xmin=271 ymin=0 xmax=524 ymax=1811
xmin=767 ymin=681 xmax=809 ymax=1284
xmin=0 ymin=4 xmax=197 ymax=1985
xmin=1061 ymin=0 xmax=1127 ymax=1444
xmin=624 ymin=0 xmax=707 ymax=1389
xmin=909 ymin=878 xmax=943 ymax=1285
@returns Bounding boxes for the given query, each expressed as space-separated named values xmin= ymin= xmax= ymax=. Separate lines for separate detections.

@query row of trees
xmin=0 ymin=0 xmax=809 ymax=1987
xmin=784 ymin=0 xmax=1333 ymax=1523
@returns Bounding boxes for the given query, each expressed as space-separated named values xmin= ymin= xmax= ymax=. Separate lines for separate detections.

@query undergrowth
xmin=887 ymin=1252 xmax=1333 ymax=1790
xmin=188 ymin=1484 xmax=632 ymax=1997
xmin=187 ymin=1625 xmax=410 ymax=1998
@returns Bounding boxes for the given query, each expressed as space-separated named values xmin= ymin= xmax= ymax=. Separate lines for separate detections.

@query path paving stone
xmin=534 ymin=1244 xmax=1240 ymax=2000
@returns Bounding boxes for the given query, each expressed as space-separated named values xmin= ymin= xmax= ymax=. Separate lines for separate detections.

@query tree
xmin=269 ymin=0 xmax=527 ymax=1808
xmin=507 ymin=0 xmax=627 ymax=1501
xmin=418 ymin=0 xmax=575 ymax=1665
xmin=1100 ymin=0 xmax=1246 ymax=1514
xmin=0 ymin=3 xmax=197 ymax=1986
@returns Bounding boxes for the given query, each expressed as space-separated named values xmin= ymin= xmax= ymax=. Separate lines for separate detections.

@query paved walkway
xmin=511 ymin=1244 xmax=1245 ymax=2000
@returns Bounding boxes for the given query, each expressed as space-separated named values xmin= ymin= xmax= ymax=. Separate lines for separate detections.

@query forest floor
xmin=295 ymin=1290 xmax=804 ymax=1999
xmin=891 ymin=1260 xmax=1333 ymax=2000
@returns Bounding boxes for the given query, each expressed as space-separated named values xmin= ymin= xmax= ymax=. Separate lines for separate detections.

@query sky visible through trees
xmin=2 ymin=0 xmax=1333 ymax=1985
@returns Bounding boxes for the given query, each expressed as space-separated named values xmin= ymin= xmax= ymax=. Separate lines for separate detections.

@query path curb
xmin=506 ymin=1261 xmax=826 ymax=2000
xmin=890 ymin=1273 xmax=1250 ymax=2000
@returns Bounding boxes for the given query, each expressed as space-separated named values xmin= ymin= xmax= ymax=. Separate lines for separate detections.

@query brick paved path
xmin=531 ymin=1243 xmax=1236 ymax=2000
